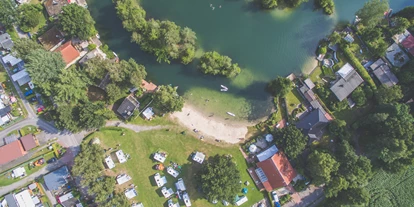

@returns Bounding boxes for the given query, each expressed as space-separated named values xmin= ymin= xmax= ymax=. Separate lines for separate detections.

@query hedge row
xmin=341 ymin=45 xmax=377 ymax=90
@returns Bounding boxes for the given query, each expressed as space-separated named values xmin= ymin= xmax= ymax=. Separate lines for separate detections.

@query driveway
xmin=283 ymin=185 xmax=324 ymax=207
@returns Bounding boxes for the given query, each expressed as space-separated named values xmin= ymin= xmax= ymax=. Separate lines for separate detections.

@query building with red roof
xmin=254 ymin=152 xmax=297 ymax=191
xmin=0 ymin=140 xmax=27 ymax=165
xmin=20 ymin=134 xmax=38 ymax=151
xmin=401 ymin=34 xmax=414 ymax=56
xmin=55 ymin=41 xmax=80 ymax=66
xmin=141 ymin=80 xmax=158 ymax=93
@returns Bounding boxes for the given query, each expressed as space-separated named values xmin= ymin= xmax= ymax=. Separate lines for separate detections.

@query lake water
xmin=87 ymin=0 xmax=412 ymax=121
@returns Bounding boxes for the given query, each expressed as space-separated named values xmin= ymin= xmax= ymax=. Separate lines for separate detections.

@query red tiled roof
xmin=55 ymin=41 xmax=80 ymax=65
xmin=20 ymin=134 xmax=37 ymax=151
xmin=256 ymin=152 xmax=297 ymax=191
xmin=0 ymin=140 xmax=27 ymax=165
xmin=141 ymin=80 xmax=158 ymax=92
xmin=402 ymin=35 xmax=414 ymax=56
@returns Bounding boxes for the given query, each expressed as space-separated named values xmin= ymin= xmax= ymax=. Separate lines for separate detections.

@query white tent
xmin=249 ymin=144 xmax=257 ymax=153
xmin=167 ymin=167 xmax=179 ymax=178
xmin=235 ymin=196 xmax=248 ymax=206
xmin=265 ymin=134 xmax=274 ymax=142
xmin=153 ymin=153 xmax=166 ymax=163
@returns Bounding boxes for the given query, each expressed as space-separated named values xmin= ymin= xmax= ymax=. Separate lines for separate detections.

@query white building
xmin=58 ymin=192 xmax=74 ymax=203
xmin=15 ymin=190 xmax=35 ymax=207
xmin=235 ymin=196 xmax=248 ymax=206
xmin=168 ymin=199 xmax=180 ymax=207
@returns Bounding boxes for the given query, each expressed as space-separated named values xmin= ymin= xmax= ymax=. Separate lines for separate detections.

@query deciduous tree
xmin=273 ymin=125 xmax=307 ymax=159
xmin=58 ymin=4 xmax=96 ymax=40
xmin=267 ymin=76 xmax=292 ymax=98
xmin=17 ymin=4 xmax=43 ymax=32
xmin=153 ymin=85 xmax=184 ymax=113
xmin=375 ymin=85 xmax=403 ymax=104
xmin=0 ymin=0 xmax=18 ymax=27
xmin=12 ymin=38 xmax=43 ymax=60
xmin=54 ymin=67 xmax=89 ymax=104
xmin=307 ymin=150 xmax=339 ymax=185
xmin=26 ymin=49 xmax=65 ymax=95
xmin=199 ymin=51 xmax=241 ymax=78
xmin=356 ymin=0 xmax=389 ymax=28
xmin=198 ymin=154 xmax=241 ymax=202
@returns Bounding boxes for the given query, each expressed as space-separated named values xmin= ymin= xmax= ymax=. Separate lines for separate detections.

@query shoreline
xmin=170 ymin=103 xmax=252 ymax=144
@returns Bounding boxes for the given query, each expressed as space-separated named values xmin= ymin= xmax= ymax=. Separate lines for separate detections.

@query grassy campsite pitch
xmin=87 ymin=126 xmax=266 ymax=206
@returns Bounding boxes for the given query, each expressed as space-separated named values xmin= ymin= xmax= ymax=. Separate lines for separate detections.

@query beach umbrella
xmin=265 ymin=134 xmax=274 ymax=142
xmin=249 ymin=144 xmax=257 ymax=153
xmin=242 ymin=188 xmax=248 ymax=194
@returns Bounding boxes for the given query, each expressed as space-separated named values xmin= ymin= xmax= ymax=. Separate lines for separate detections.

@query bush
xmin=293 ymin=179 xmax=307 ymax=192
xmin=11 ymin=108 xmax=21 ymax=117
xmin=341 ymin=44 xmax=377 ymax=90
xmin=87 ymin=44 xmax=97 ymax=51
xmin=351 ymin=86 xmax=367 ymax=106
xmin=280 ymin=194 xmax=292 ymax=205
xmin=101 ymin=44 xmax=115 ymax=59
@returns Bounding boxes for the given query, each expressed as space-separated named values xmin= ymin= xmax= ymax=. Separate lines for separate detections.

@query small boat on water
xmin=227 ymin=112 xmax=235 ymax=117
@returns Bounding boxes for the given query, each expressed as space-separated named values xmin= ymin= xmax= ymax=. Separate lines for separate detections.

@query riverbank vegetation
xmin=314 ymin=0 xmax=335 ymax=15
xmin=58 ymin=4 xmax=96 ymax=40
xmin=114 ymin=0 xmax=242 ymax=78
xmin=199 ymin=51 xmax=241 ymax=78
xmin=114 ymin=0 xmax=197 ymax=64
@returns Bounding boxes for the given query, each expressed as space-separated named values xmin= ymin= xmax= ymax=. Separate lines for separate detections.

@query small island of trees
xmin=199 ymin=51 xmax=241 ymax=78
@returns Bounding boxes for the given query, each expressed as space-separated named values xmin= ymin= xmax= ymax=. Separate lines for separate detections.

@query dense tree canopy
xmin=307 ymin=150 xmax=339 ymax=185
xmin=328 ymin=119 xmax=351 ymax=141
xmin=78 ymin=102 xmax=110 ymax=130
xmin=72 ymin=142 xmax=105 ymax=186
xmin=54 ymin=68 xmax=89 ymax=104
xmin=356 ymin=0 xmax=389 ymax=28
xmin=260 ymin=0 xmax=278 ymax=9
xmin=12 ymin=38 xmax=43 ymax=60
xmin=26 ymin=49 xmax=66 ymax=95
xmin=197 ymin=154 xmax=241 ymax=202
xmin=0 ymin=0 xmax=18 ymax=27
xmin=115 ymin=0 xmax=197 ymax=64
xmin=267 ymin=76 xmax=292 ymax=98
xmin=357 ymin=104 xmax=414 ymax=172
xmin=273 ymin=125 xmax=307 ymax=159
xmin=17 ymin=4 xmax=43 ymax=32
xmin=351 ymin=86 xmax=367 ymax=107
xmin=103 ymin=194 xmax=129 ymax=207
xmin=315 ymin=0 xmax=335 ymax=15
xmin=58 ymin=4 xmax=96 ymax=40
xmin=153 ymin=85 xmax=184 ymax=113
xmin=375 ymin=85 xmax=403 ymax=104
xmin=199 ymin=51 xmax=241 ymax=78
xmin=391 ymin=17 xmax=411 ymax=35
xmin=359 ymin=27 xmax=388 ymax=57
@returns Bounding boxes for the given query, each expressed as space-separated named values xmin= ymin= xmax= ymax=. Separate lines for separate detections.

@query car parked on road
xmin=271 ymin=191 xmax=279 ymax=202
xmin=29 ymin=96 xmax=37 ymax=102
xmin=24 ymin=90 xmax=33 ymax=96
xmin=47 ymin=158 xmax=57 ymax=164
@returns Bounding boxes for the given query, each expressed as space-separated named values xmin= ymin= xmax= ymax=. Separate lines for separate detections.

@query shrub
xmin=280 ymin=194 xmax=292 ymax=205
xmin=341 ymin=44 xmax=377 ymax=90
xmin=87 ymin=44 xmax=97 ymax=51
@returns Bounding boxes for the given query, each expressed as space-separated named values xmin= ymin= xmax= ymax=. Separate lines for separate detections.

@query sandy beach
xmin=171 ymin=104 xmax=249 ymax=144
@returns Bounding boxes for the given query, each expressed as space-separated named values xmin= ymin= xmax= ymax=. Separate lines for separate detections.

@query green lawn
xmin=20 ymin=125 xmax=38 ymax=136
xmin=366 ymin=166 xmax=414 ymax=207
xmin=309 ymin=67 xmax=323 ymax=83
xmin=89 ymin=126 xmax=266 ymax=206
xmin=128 ymin=115 xmax=172 ymax=126
xmin=285 ymin=89 xmax=303 ymax=115
xmin=0 ymin=152 xmax=55 ymax=186
xmin=6 ymin=27 xmax=18 ymax=41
